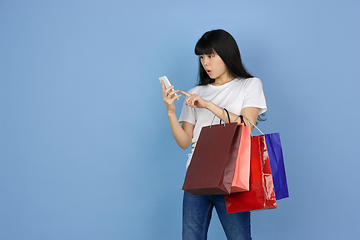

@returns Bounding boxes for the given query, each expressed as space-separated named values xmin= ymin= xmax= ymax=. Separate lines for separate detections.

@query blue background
xmin=1 ymin=0 xmax=359 ymax=239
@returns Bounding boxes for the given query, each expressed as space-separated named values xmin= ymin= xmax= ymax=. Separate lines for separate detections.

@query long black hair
xmin=195 ymin=29 xmax=266 ymax=122
xmin=195 ymin=29 xmax=253 ymax=85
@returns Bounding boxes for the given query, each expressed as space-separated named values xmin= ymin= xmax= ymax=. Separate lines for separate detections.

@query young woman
xmin=161 ymin=29 xmax=267 ymax=240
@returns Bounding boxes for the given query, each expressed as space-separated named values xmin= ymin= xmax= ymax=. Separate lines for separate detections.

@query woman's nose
xmin=202 ymin=58 xmax=209 ymax=66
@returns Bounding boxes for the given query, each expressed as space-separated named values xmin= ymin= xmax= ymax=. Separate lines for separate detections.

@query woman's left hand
xmin=179 ymin=90 xmax=208 ymax=109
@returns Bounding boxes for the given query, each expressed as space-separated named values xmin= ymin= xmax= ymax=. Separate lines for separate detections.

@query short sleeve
xmin=179 ymin=88 xmax=197 ymax=125
xmin=242 ymin=78 xmax=267 ymax=114
xmin=179 ymin=100 xmax=196 ymax=125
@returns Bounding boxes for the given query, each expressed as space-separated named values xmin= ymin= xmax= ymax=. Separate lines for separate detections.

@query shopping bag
xmin=182 ymin=121 xmax=242 ymax=195
xmin=248 ymin=120 xmax=289 ymax=200
xmin=230 ymin=120 xmax=251 ymax=193
xmin=225 ymin=135 xmax=277 ymax=213
xmin=265 ymin=133 xmax=289 ymax=200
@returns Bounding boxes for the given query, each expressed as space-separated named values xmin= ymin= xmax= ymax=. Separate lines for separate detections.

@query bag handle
xmin=234 ymin=115 xmax=245 ymax=125
xmin=220 ymin=108 xmax=231 ymax=124
xmin=246 ymin=118 xmax=264 ymax=135
xmin=210 ymin=108 xmax=231 ymax=127
xmin=235 ymin=115 xmax=265 ymax=135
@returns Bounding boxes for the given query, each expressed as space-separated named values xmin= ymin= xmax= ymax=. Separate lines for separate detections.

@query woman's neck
xmin=212 ymin=73 xmax=236 ymax=86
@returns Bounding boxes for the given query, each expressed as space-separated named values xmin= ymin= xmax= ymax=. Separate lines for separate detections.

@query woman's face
xmin=199 ymin=52 xmax=230 ymax=81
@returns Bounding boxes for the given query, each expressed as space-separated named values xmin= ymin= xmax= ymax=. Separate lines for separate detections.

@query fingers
xmin=162 ymin=85 xmax=206 ymax=109
xmin=172 ymin=93 xmax=182 ymax=101
xmin=161 ymin=80 xmax=168 ymax=94
xmin=163 ymin=87 xmax=182 ymax=104
xmin=161 ymin=80 xmax=188 ymax=99
xmin=161 ymin=81 xmax=183 ymax=100
xmin=185 ymin=94 xmax=198 ymax=108
xmin=163 ymin=91 xmax=182 ymax=114
xmin=163 ymin=86 xmax=174 ymax=98
xmin=178 ymin=91 xmax=197 ymax=107
xmin=161 ymin=80 xmax=166 ymax=95
xmin=184 ymin=94 xmax=208 ymax=108
xmin=161 ymin=80 xmax=174 ymax=97
xmin=179 ymin=90 xmax=191 ymax=97
xmin=168 ymin=89 xmax=181 ymax=99
xmin=161 ymin=80 xmax=177 ymax=96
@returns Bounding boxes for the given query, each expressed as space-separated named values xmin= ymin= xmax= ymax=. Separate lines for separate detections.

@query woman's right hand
xmin=161 ymin=80 xmax=192 ymax=149
xmin=161 ymin=80 xmax=182 ymax=114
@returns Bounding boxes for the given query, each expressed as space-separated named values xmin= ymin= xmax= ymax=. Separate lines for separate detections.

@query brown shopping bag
xmin=182 ymin=121 xmax=241 ymax=195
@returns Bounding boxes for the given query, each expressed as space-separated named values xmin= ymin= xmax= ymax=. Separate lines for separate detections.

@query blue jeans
xmin=182 ymin=191 xmax=252 ymax=240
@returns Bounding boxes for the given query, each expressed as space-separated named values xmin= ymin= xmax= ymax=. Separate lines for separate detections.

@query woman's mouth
xmin=206 ymin=70 xmax=211 ymax=74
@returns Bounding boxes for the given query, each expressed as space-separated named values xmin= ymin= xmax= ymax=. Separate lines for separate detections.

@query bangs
xmin=194 ymin=40 xmax=214 ymax=56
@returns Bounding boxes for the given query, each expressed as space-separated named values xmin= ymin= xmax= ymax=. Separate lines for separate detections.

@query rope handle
xmin=211 ymin=110 xmax=265 ymax=135
xmin=246 ymin=118 xmax=264 ymax=135
xmin=219 ymin=108 xmax=231 ymax=124
xmin=234 ymin=115 xmax=245 ymax=125
xmin=210 ymin=108 xmax=231 ymax=127
xmin=235 ymin=114 xmax=265 ymax=135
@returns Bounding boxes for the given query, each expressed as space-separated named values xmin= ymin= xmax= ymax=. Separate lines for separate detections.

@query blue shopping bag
xmin=264 ymin=133 xmax=289 ymax=200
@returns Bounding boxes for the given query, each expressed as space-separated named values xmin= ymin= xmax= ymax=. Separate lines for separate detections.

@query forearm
xmin=205 ymin=101 xmax=240 ymax=123
xmin=167 ymin=112 xmax=192 ymax=149
xmin=205 ymin=101 xmax=259 ymax=131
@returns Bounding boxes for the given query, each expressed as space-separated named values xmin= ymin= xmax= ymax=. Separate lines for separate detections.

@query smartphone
xmin=159 ymin=76 xmax=179 ymax=99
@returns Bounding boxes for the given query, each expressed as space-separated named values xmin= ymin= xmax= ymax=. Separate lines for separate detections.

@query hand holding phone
xmin=159 ymin=76 xmax=179 ymax=99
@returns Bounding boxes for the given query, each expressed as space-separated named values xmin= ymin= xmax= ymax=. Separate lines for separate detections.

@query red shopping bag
xmin=231 ymin=122 xmax=251 ymax=193
xmin=225 ymin=135 xmax=277 ymax=213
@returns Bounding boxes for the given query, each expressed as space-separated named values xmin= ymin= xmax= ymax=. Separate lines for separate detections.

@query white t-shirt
xmin=179 ymin=77 xmax=267 ymax=168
